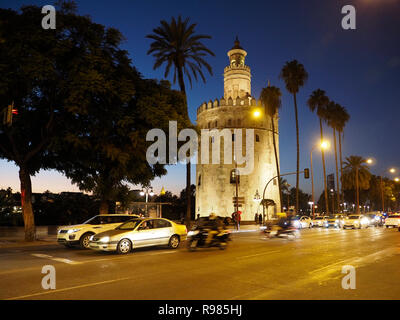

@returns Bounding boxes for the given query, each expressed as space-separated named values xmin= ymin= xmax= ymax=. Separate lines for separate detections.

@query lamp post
xmin=253 ymin=189 xmax=261 ymax=215
xmin=310 ymin=140 xmax=330 ymax=219
xmin=366 ymin=159 xmax=397 ymax=213
xmin=140 ymin=187 xmax=154 ymax=216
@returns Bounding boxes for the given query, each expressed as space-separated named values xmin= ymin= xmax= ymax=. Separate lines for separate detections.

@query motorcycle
xmin=187 ymin=227 xmax=231 ymax=251
xmin=261 ymin=225 xmax=299 ymax=240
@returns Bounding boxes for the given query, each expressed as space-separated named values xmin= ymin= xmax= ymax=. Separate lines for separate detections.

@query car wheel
xmin=386 ymin=225 xmax=389 ymax=228
xmin=187 ymin=239 xmax=198 ymax=251
xmin=79 ymin=233 xmax=93 ymax=249
xmin=168 ymin=235 xmax=180 ymax=249
xmin=117 ymin=239 xmax=132 ymax=254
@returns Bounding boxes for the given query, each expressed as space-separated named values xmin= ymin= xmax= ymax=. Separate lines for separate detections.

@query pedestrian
xmin=259 ymin=213 xmax=263 ymax=225
xmin=232 ymin=211 xmax=238 ymax=230
xmin=196 ymin=214 xmax=200 ymax=221
xmin=254 ymin=213 xmax=259 ymax=225
xmin=237 ymin=210 xmax=242 ymax=230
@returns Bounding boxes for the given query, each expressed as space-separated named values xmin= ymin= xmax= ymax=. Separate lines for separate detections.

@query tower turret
xmin=224 ymin=37 xmax=251 ymax=100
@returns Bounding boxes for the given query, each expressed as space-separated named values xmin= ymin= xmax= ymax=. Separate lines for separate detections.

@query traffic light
xmin=304 ymin=168 xmax=310 ymax=179
xmin=2 ymin=103 xmax=13 ymax=126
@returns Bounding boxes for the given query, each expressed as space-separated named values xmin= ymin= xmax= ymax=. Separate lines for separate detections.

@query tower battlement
xmin=196 ymin=96 xmax=262 ymax=116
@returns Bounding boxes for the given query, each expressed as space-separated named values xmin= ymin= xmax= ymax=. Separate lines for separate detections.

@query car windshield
xmin=83 ymin=215 xmax=134 ymax=225
xmin=116 ymin=219 xmax=141 ymax=230
xmin=348 ymin=216 xmax=360 ymax=219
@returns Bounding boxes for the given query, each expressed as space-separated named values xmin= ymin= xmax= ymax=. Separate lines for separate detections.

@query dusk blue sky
xmin=1 ymin=0 xmax=400 ymax=198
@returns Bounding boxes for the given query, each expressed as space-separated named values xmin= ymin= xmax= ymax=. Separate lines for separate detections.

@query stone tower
xmin=195 ymin=38 xmax=281 ymax=221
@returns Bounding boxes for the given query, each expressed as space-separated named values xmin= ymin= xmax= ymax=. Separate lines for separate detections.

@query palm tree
xmin=147 ymin=16 xmax=214 ymax=226
xmin=343 ymin=156 xmax=371 ymax=214
xmin=335 ymin=106 xmax=350 ymax=209
xmin=307 ymin=89 xmax=330 ymax=214
xmin=325 ymin=101 xmax=341 ymax=213
xmin=280 ymin=60 xmax=308 ymax=214
xmin=260 ymin=84 xmax=282 ymax=212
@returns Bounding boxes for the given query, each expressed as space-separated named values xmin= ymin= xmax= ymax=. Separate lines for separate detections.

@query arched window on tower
xmin=198 ymin=174 xmax=201 ymax=186
xmin=230 ymin=169 xmax=240 ymax=184
xmin=256 ymin=134 xmax=260 ymax=142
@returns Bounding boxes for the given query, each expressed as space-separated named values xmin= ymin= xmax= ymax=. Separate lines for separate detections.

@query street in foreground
xmin=0 ymin=227 xmax=399 ymax=300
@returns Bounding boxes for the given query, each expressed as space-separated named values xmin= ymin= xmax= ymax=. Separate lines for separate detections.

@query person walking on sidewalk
xmin=258 ymin=213 xmax=263 ymax=226
xmin=254 ymin=213 xmax=259 ymax=225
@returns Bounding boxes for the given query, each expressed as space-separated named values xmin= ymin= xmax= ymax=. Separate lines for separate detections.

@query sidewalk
xmin=227 ymin=223 xmax=261 ymax=233
xmin=0 ymin=235 xmax=57 ymax=249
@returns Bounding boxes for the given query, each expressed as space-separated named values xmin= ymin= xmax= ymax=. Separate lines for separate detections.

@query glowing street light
xmin=366 ymin=159 xmax=398 ymax=213
xmin=310 ymin=139 xmax=331 ymax=219
xmin=252 ymin=108 xmax=262 ymax=118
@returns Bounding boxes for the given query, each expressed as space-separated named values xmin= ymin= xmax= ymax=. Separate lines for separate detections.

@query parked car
xmin=57 ymin=214 xmax=139 ymax=249
xmin=384 ymin=214 xmax=400 ymax=228
xmin=292 ymin=216 xmax=313 ymax=229
xmin=88 ymin=217 xmax=187 ymax=254
xmin=312 ymin=216 xmax=328 ymax=227
xmin=343 ymin=215 xmax=369 ymax=229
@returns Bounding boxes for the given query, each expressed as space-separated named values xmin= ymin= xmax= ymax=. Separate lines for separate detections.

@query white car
xmin=384 ymin=214 xmax=400 ymax=228
xmin=293 ymin=216 xmax=313 ymax=229
xmin=57 ymin=214 xmax=139 ymax=248
xmin=343 ymin=215 xmax=369 ymax=229
xmin=312 ymin=216 xmax=328 ymax=227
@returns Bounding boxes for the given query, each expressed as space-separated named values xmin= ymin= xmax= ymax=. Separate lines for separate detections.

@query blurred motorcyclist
xmin=205 ymin=213 xmax=224 ymax=245
xmin=268 ymin=212 xmax=293 ymax=236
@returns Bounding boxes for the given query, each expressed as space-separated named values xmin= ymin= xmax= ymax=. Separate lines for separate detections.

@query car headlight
xmin=67 ymin=228 xmax=80 ymax=234
xmin=99 ymin=236 xmax=110 ymax=243
xmin=188 ymin=230 xmax=199 ymax=236
xmin=335 ymin=220 xmax=339 ymax=223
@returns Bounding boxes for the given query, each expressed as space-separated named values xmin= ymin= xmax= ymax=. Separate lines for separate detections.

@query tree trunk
xmin=356 ymin=167 xmax=360 ymax=214
xmin=99 ymin=200 xmax=109 ymax=215
xmin=19 ymin=165 xmax=35 ymax=241
xmin=293 ymin=93 xmax=300 ymax=214
xmin=271 ymin=115 xmax=282 ymax=212
xmin=333 ymin=128 xmax=340 ymax=213
xmin=339 ymin=131 xmax=344 ymax=209
xmin=176 ymin=66 xmax=192 ymax=227
xmin=320 ymin=118 xmax=329 ymax=215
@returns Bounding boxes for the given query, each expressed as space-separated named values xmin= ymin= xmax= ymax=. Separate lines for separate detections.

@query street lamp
xmin=140 ymin=186 xmax=154 ymax=216
xmin=366 ymin=159 xmax=397 ymax=213
xmin=252 ymin=108 xmax=262 ymax=119
xmin=253 ymin=189 xmax=261 ymax=215
xmin=310 ymin=140 xmax=330 ymax=219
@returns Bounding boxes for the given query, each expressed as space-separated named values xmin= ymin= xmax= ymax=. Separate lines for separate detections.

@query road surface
xmin=0 ymin=227 xmax=399 ymax=300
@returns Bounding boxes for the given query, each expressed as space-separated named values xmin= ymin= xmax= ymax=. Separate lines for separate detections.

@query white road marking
xmin=31 ymin=253 xmax=81 ymax=265
xmin=6 ymin=277 xmax=131 ymax=300
xmin=237 ymin=250 xmax=281 ymax=260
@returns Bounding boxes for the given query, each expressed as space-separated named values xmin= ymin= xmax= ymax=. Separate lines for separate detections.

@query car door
xmin=130 ymin=220 xmax=158 ymax=248
xmin=89 ymin=216 xmax=110 ymax=233
xmin=152 ymin=219 xmax=173 ymax=245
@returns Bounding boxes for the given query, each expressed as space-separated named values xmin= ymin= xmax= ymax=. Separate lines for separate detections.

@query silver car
xmin=88 ymin=218 xmax=187 ymax=254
